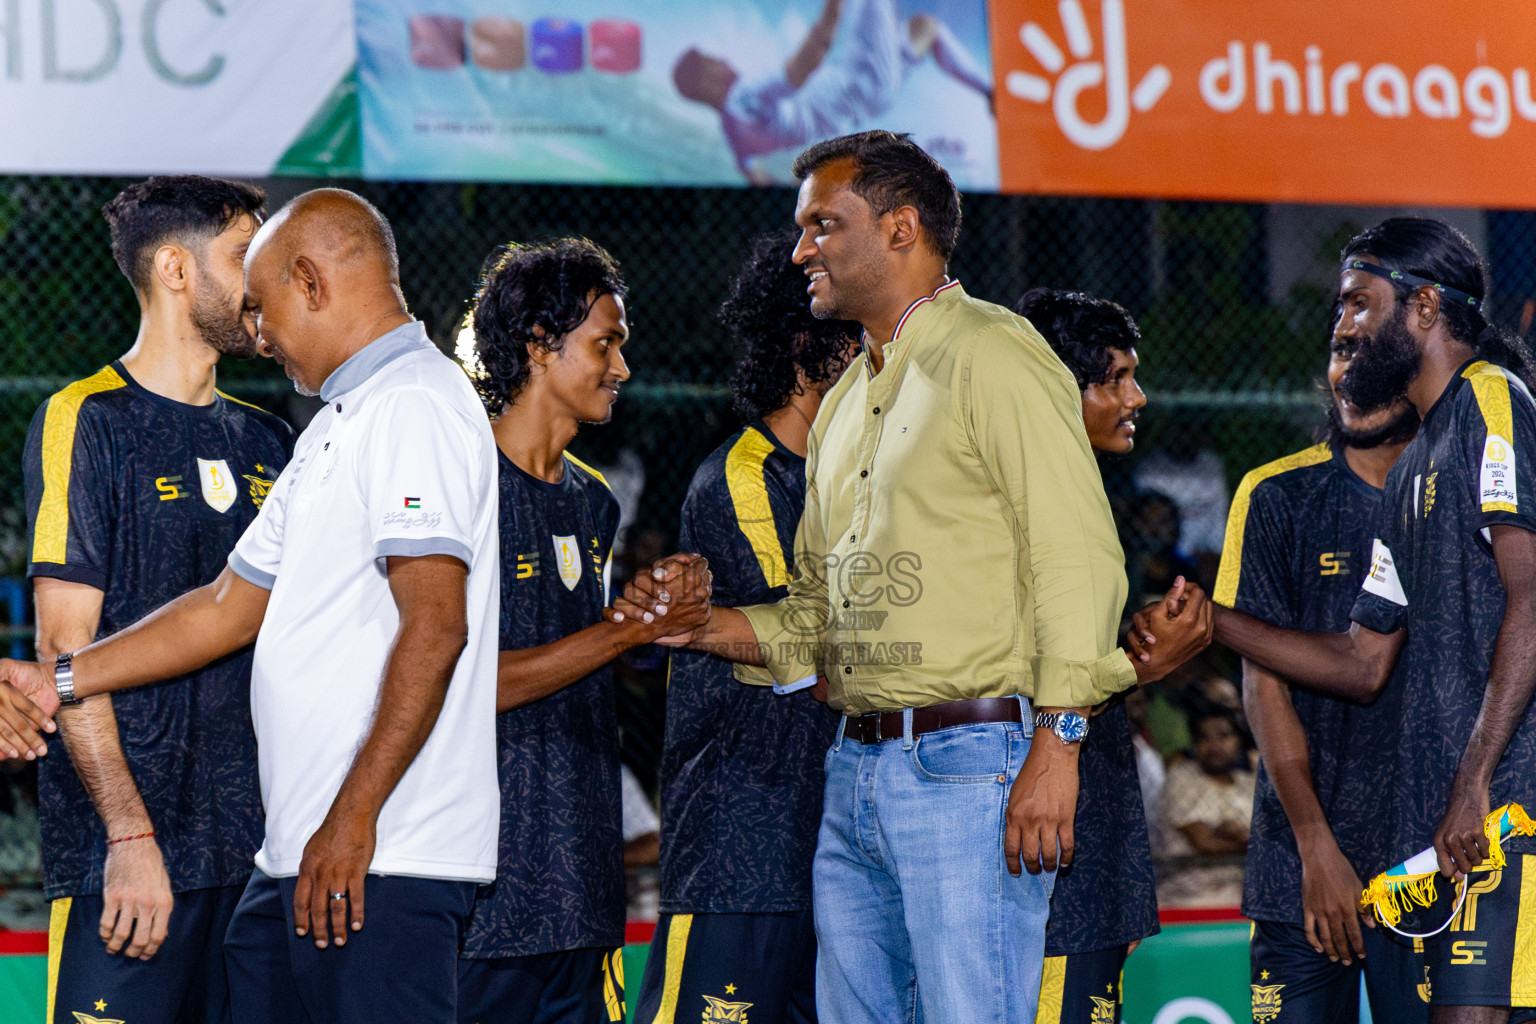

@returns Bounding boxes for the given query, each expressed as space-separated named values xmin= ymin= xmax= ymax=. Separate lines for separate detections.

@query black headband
xmin=1344 ymin=259 xmax=1481 ymax=309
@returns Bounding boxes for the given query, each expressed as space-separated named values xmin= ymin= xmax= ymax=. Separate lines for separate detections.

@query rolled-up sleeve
xmin=964 ymin=325 xmax=1135 ymax=707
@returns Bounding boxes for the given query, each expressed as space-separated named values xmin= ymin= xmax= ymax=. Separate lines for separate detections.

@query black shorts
xmin=457 ymin=947 xmax=626 ymax=1024
xmin=1249 ymin=917 xmax=1428 ymax=1024
xmin=1425 ymin=852 xmax=1536 ymax=1020
xmin=222 ymin=867 xmax=475 ymax=1024
xmin=47 ymin=883 xmax=244 ymax=1024
xmin=634 ymin=910 xmax=816 ymax=1024
xmin=1037 ymin=944 xmax=1128 ymax=1024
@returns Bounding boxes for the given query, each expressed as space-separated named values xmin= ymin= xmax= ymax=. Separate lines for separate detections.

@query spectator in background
xmin=1128 ymin=491 xmax=1201 ymax=609
xmin=1157 ymin=708 xmax=1255 ymax=908
xmin=1135 ymin=422 xmax=1231 ymax=586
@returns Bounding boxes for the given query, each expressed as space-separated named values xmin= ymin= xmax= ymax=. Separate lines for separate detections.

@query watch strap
xmin=55 ymin=652 xmax=81 ymax=707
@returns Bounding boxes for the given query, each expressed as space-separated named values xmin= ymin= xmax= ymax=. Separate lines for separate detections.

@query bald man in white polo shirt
xmin=0 ymin=189 xmax=500 ymax=1024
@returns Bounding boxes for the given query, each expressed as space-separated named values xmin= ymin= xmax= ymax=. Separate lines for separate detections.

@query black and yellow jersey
xmin=1352 ymin=360 xmax=1536 ymax=868
xmin=461 ymin=449 xmax=624 ymax=959
xmin=1215 ymin=441 xmax=1394 ymax=924
xmin=660 ymin=423 xmax=839 ymax=914
xmin=23 ymin=361 xmax=293 ymax=899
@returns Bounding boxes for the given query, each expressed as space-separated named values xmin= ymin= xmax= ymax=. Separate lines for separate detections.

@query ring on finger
xmin=330 ymin=892 xmax=346 ymax=901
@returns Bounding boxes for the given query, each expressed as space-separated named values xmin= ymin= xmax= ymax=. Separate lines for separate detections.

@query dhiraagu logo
xmin=1003 ymin=0 xmax=1171 ymax=150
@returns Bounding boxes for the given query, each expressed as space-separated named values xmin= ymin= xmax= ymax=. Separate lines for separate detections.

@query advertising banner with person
xmin=990 ymin=0 xmax=1536 ymax=207
xmin=355 ymin=0 xmax=998 ymax=189
xmin=0 ymin=0 xmax=358 ymax=176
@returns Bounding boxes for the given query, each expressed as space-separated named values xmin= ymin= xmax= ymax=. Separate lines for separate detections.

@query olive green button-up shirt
xmin=735 ymin=281 xmax=1136 ymax=714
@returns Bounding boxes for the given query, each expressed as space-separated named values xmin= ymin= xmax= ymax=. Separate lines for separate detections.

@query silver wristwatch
xmin=55 ymin=652 xmax=81 ymax=707
xmin=1033 ymin=710 xmax=1089 ymax=744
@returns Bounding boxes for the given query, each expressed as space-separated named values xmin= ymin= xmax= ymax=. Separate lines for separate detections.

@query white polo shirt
xmin=229 ymin=321 xmax=499 ymax=883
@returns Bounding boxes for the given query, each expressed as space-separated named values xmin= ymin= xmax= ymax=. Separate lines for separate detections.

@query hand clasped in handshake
xmin=606 ymin=553 xmax=714 ymax=647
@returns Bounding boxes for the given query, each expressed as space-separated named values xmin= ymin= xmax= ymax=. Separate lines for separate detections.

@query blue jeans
xmin=812 ymin=710 xmax=1055 ymax=1024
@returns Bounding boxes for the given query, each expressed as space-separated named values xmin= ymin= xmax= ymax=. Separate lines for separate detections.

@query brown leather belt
xmin=843 ymin=696 xmax=1024 ymax=744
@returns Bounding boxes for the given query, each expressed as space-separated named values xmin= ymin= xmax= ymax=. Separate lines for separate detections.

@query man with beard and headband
xmin=1215 ymin=312 xmax=1427 ymax=1024
xmin=454 ymin=238 xmax=709 ymax=1024
xmin=24 ymin=176 xmax=293 ymax=1024
xmin=1137 ymin=217 xmax=1536 ymax=1024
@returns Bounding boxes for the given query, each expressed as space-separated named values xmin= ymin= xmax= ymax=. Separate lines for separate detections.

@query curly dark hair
xmin=469 ymin=237 xmax=627 ymax=415
xmin=1013 ymin=287 xmax=1140 ymax=390
xmin=102 ymin=175 xmax=266 ymax=292
xmin=723 ymin=231 xmax=860 ymax=423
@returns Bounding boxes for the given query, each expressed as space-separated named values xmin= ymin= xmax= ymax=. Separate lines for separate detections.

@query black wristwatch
xmin=55 ymin=652 xmax=81 ymax=707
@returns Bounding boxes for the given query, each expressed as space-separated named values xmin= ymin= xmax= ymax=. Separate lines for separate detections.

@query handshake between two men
xmin=0 ymin=555 xmax=1210 ymax=759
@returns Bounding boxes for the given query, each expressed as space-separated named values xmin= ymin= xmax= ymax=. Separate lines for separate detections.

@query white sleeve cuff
xmin=228 ymin=550 xmax=276 ymax=591
xmin=772 ymin=674 xmax=819 ymax=696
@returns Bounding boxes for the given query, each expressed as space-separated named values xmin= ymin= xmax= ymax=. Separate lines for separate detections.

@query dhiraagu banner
xmin=0 ymin=0 xmax=358 ymax=176
xmin=356 ymin=0 xmax=998 ymax=189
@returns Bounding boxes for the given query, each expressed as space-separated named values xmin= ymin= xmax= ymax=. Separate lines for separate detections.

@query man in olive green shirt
xmin=619 ymin=131 xmax=1207 ymax=1024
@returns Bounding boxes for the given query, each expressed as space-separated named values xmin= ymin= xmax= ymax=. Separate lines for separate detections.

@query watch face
xmin=1056 ymin=713 xmax=1088 ymax=742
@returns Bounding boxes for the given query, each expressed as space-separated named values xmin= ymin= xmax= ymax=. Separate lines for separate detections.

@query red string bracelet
xmin=106 ymin=831 xmax=155 ymax=846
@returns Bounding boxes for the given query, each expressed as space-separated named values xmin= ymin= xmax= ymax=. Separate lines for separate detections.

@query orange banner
xmin=989 ymin=0 xmax=1536 ymax=207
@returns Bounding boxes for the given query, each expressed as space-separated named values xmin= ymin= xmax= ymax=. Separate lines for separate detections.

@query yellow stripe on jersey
xmin=33 ymin=367 xmax=127 ymax=565
xmin=1512 ymin=855 xmax=1536 ymax=1005
xmin=1036 ymin=955 xmax=1066 ymax=1024
xmin=47 ymin=896 xmax=70 ymax=1024
xmin=1214 ymin=443 xmax=1333 ymax=607
xmin=1464 ymin=360 xmax=1519 ymax=514
xmin=214 ymin=388 xmax=270 ymax=413
xmin=563 ymin=451 xmax=611 ymax=490
xmin=725 ymin=427 xmax=790 ymax=590
xmin=647 ymin=913 xmax=693 ymax=1024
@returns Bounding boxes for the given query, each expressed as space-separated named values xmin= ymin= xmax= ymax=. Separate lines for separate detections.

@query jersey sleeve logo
xmin=553 ymin=533 xmax=582 ymax=591
xmin=197 ymin=458 xmax=236 ymax=513
xmin=1362 ymin=538 xmax=1408 ymax=607
xmin=1481 ymin=433 xmax=1518 ymax=513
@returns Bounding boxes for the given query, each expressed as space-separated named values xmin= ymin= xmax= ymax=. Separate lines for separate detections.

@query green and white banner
xmin=0 ymin=0 xmax=358 ymax=176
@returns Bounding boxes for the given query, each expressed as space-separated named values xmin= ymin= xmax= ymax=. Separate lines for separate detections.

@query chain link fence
xmin=2 ymin=175 xmax=1536 ymax=904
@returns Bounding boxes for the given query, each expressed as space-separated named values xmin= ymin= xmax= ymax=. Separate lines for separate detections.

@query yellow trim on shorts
xmin=47 ymin=896 xmax=70 ymax=1024
xmin=1214 ymin=442 xmax=1332 ymax=607
xmin=33 ymin=367 xmax=127 ymax=565
xmin=602 ymin=946 xmax=624 ymax=1022
xmin=725 ymin=427 xmax=790 ymax=590
xmin=648 ymin=913 xmax=694 ymax=1024
xmin=1036 ymin=954 xmax=1066 ymax=1024
xmin=1513 ymin=854 xmax=1536 ymax=1005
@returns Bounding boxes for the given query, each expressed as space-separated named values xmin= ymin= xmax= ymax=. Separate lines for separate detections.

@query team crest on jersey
xmin=197 ymin=458 xmax=236 ymax=512
xmin=1417 ymin=965 xmax=1432 ymax=1003
xmin=702 ymin=994 xmax=752 ymax=1023
xmin=1252 ymin=982 xmax=1285 ymax=1022
xmin=1089 ymin=994 xmax=1116 ymax=1023
xmin=553 ymin=534 xmax=582 ymax=591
